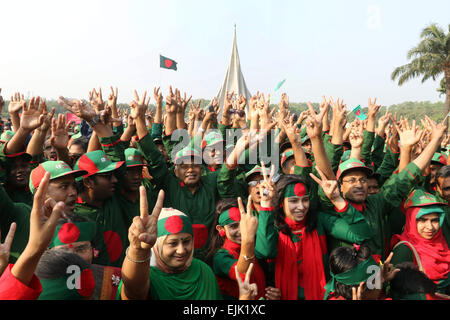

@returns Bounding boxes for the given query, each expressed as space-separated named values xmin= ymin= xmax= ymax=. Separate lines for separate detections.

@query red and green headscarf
xmin=323 ymin=255 xmax=379 ymax=300
xmin=218 ymin=207 xmax=241 ymax=227
xmin=283 ymin=181 xmax=309 ymax=199
xmin=49 ymin=221 xmax=96 ymax=249
xmin=38 ymin=266 xmax=95 ymax=300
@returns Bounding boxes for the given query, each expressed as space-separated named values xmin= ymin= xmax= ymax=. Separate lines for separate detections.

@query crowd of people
xmin=0 ymin=86 xmax=449 ymax=300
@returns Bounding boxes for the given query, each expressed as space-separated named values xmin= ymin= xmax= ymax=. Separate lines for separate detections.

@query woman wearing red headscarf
xmin=391 ymin=189 xmax=450 ymax=294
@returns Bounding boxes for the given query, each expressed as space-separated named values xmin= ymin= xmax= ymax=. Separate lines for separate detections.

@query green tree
xmin=391 ymin=23 xmax=450 ymax=125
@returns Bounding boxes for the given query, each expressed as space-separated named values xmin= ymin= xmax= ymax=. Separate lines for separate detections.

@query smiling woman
xmin=391 ymin=189 xmax=450 ymax=294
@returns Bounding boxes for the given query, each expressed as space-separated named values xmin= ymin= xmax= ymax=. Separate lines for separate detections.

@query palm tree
xmin=391 ymin=23 xmax=450 ymax=124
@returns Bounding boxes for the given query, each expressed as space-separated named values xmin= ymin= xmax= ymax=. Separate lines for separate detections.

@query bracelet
xmin=125 ymin=247 xmax=151 ymax=263
xmin=198 ymin=127 xmax=205 ymax=133
xmin=243 ymin=254 xmax=255 ymax=261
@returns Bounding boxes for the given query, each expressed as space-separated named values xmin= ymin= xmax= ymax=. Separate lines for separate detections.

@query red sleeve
xmin=0 ymin=264 xmax=42 ymax=300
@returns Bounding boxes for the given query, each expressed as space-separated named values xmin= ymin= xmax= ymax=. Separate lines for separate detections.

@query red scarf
xmin=222 ymin=239 xmax=266 ymax=300
xmin=275 ymin=217 xmax=326 ymax=300
xmin=391 ymin=207 xmax=450 ymax=283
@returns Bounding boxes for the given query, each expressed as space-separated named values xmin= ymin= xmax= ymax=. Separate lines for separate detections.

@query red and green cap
xmin=284 ymin=182 xmax=309 ymax=198
xmin=336 ymin=158 xmax=373 ymax=181
xmin=0 ymin=130 xmax=14 ymax=143
xmin=124 ymin=148 xmax=146 ymax=167
xmin=403 ymin=188 xmax=446 ymax=210
xmin=218 ymin=207 xmax=241 ymax=227
xmin=174 ymin=146 xmax=202 ymax=165
xmin=301 ymin=134 xmax=310 ymax=145
xmin=49 ymin=221 xmax=96 ymax=249
xmin=245 ymin=165 xmax=269 ymax=182
xmin=29 ymin=161 xmax=88 ymax=193
xmin=281 ymin=149 xmax=294 ymax=167
xmin=431 ymin=152 xmax=446 ymax=166
xmin=201 ymin=131 xmax=224 ymax=150
xmin=157 ymin=208 xmax=193 ymax=238
xmin=38 ymin=266 xmax=95 ymax=300
xmin=74 ymin=150 xmax=125 ymax=179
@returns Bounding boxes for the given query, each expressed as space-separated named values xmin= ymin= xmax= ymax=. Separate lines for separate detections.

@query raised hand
xmin=50 ymin=114 xmax=71 ymax=150
xmin=235 ymin=263 xmax=258 ymax=300
xmin=394 ymin=118 xmax=424 ymax=148
xmin=89 ymin=87 xmax=105 ymax=113
xmin=237 ymin=196 xmax=259 ymax=243
xmin=352 ymin=282 xmax=365 ymax=300
xmin=165 ymin=86 xmax=178 ymax=114
xmin=425 ymin=115 xmax=447 ymax=142
xmin=20 ymin=96 xmax=45 ymax=131
xmin=129 ymin=90 xmax=150 ymax=120
xmin=367 ymin=97 xmax=381 ymax=118
xmin=381 ymin=252 xmax=400 ymax=284
xmin=331 ymin=97 xmax=346 ymax=128
xmin=107 ymin=86 xmax=118 ymax=109
xmin=180 ymin=91 xmax=192 ymax=115
xmin=29 ymin=172 xmax=66 ymax=253
xmin=309 ymin=167 xmax=344 ymax=207
xmin=58 ymin=97 xmax=96 ymax=122
xmin=349 ymin=119 xmax=364 ymax=149
xmin=128 ymin=188 xmax=164 ymax=251
xmin=259 ymin=162 xmax=276 ymax=207
xmin=0 ymin=223 xmax=16 ymax=275
xmin=8 ymin=92 xmax=26 ymax=114
xmin=224 ymin=91 xmax=234 ymax=116
xmin=37 ymin=101 xmax=55 ymax=134
xmin=377 ymin=110 xmax=391 ymax=138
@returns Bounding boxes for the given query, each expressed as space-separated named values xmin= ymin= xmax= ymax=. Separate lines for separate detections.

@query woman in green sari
xmin=119 ymin=188 xmax=222 ymax=300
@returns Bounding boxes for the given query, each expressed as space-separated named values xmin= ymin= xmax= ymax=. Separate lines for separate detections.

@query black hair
xmin=274 ymin=174 xmax=317 ymax=235
xmin=388 ymin=262 xmax=438 ymax=298
xmin=35 ymin=249 xmax=90 ymax=279
xmin=328 ymin=244 xmax=372 ymax=300
xmin=436 ymin=165 xmax=450 ymax=186
xmin=70 ymin=137 xmax=89 ymax=153
xmin=204 ymin=198 xmax=240 ymax=267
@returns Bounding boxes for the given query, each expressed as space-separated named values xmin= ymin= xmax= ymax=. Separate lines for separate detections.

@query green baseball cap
xmin=174 ymin=146 xmax=202 ymax=165
xmin=336 ymin=158 xmax=373 ymax=181
xmin=301 ymin=134 xmax=310 ymax=145
xmin=201 ymin=131 xmax=223 ymax=149
xmin=29 ymin=161 xmax=88 ymax=193
xmin=431 ymin=152 xmax=446 ymax=166
xmin=403 ymin=188 xmax=446 ymax=210
xmin=74 ymin=150 xmax=125 ymax=179
xmin=124 ymin=148 xmax=146 ymax=167
xmin=281 ymin=149 xmax=294 ymax=167
xmin=245 ymin=165 xmax=269 ymax=182
xmin=71 ymin=132 xmax=82 ymax=140
xmin=0 ymin=130 xmax=14 ymax=143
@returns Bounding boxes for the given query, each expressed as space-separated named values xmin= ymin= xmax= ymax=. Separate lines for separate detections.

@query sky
xmin=0 ymin=0 xmax=449 ymax=109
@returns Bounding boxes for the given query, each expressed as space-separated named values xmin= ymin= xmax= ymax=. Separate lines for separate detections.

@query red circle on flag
xmin=228 ymin=207 xmax=241 ymax=221
xmin=103 ymin=231 xmax=123 ymax=263
xmin=294 ymin=183 xmax=307 ymax=197
xmin=355 ymin=110 xmax=361 ymax=116
xmin=164 ymin=59 xmax=173 ymax=68
xmin=77 ymin=268 xmax=95 ymax=297
xmin=58 ymin=223 xmax=81 ymax=244
xmin=192 ymin=224 xmax=208 ymax=249
xmin=165 ymin=215 xmax=184 ymax=234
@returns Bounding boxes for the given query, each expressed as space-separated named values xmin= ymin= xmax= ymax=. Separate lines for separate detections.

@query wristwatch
xmin=87 ymin=114 xmax=101 ymax=127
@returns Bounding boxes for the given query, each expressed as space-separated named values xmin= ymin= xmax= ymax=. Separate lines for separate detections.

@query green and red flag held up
xmin=160 ymin=55 xmax=177 ymax=71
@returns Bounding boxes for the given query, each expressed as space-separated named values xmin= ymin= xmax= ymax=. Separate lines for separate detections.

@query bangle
xmin=243 ymin=254 xmax=255 ymax=261
xmin=125 ymin=247 xmax=151 ymax=263
xmin=198 ymin=127 xmax=205 ymax=133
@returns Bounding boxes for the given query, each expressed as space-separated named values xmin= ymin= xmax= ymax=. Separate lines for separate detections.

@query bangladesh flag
xmin=352 ymin=105 xmax=367 ymax=120
xmin=160 ymin=55 xmax=177 ymax=71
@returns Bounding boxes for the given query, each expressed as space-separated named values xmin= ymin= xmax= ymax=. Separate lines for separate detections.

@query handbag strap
xmin=392 ymin=240 xmax=425 ymax=272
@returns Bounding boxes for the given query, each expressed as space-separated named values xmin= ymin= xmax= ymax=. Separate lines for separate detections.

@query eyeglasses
xmin=342 ymin=178 xmax=368 ymax=185
xmin=248 ymin=179 xmax=264 ymax=187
